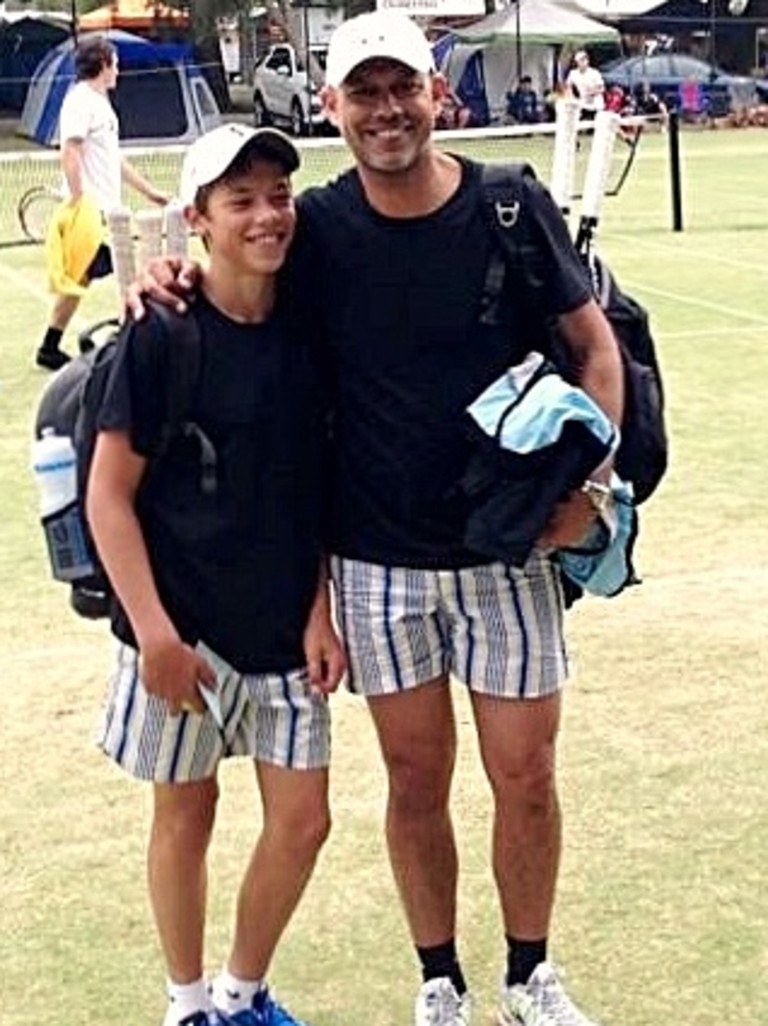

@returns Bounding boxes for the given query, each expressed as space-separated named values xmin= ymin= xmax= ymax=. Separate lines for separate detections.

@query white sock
xmin=164 ymin=977 xmax=212 ymax=1026
xmin=210 ymin=969 xmax=263 ymax=1014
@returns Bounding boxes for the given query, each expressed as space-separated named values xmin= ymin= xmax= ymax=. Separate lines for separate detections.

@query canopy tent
xmin=78 ymin=0 xmax=189 ymax=32
xmin=436 ymin=0 xmax=620 ymax=123
xmin=20 ymin=30 xmax=220 ymax=146
xmin=0 ymin=13 xmax=70 ymax=111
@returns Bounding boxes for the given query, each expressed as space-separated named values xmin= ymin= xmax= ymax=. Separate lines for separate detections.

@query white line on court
xmin=603 ymin=231 xmax=768 ymax=277
xmin=0 ymin=254 xmax=91 ymax=331
xmin=614 ymin=279 xmax=768 ymax=326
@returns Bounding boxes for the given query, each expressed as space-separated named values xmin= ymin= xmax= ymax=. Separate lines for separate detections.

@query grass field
xmin=1 ymin=127 xmax=767 ymax=1026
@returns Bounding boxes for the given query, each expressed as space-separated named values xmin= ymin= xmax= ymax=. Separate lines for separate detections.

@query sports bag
xmin=33 ymin=302 xmax=208 ymax=619
xmin=479 ymin=163 xmax=668 ymax=505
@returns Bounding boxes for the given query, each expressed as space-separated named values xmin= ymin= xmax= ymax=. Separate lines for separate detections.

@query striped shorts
xmin=330 ymin=555 xmax=568 ymax=699
xmin=96 ymin=640 xmax=331 ymax=783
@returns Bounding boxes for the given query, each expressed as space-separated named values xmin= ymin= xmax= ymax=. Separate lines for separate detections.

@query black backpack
xmin=479 ymin=163 xmax=668 ymax=506
xmin=34 ymin=302 xmax=208 ymax=619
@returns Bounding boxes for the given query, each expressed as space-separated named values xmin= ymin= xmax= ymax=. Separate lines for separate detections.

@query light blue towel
xmin=467 ymin=351 xmax=620 ymax=455
xmin=557 ymin=475 xmax=636 ymax=597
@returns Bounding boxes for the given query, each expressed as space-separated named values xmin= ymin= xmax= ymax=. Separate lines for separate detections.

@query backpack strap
xmin=145 ymin=301 xmax=218 ymax=496
xmin=479 ymin=163 xmax=548 ymax=328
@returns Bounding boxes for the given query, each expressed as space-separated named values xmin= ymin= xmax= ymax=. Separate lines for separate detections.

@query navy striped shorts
xmin=96 ymin=640 xmax=331 ymax=783
xmin=330 ymin=555 xmax=568 ymax=699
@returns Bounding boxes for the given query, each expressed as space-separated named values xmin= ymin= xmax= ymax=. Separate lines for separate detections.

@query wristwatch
xmin=581 ymin=479 xmax=613 ymax=515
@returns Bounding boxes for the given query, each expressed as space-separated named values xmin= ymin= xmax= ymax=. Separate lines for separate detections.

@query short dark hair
xmin=74 ymin=37 xmax=117 ymax=81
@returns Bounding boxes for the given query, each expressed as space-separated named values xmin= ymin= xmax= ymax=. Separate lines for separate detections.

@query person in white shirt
xmin=36 ymin=36 xmax=168 ymax=370
xmin=565 ymin=50 xmax=605 ymax=118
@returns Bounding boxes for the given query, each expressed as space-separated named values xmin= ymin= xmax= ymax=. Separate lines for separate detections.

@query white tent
xmin=437 ymin=0 xmax=620 ymax=123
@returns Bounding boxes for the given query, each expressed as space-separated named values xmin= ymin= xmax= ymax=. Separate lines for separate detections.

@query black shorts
xmin=86 ymin=243 xmax=113 ymax=282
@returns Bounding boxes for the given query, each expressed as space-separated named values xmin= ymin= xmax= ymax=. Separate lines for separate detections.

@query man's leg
xmin=368 ymin=679 xmax=470 ymax=1024
xmin=148 ymin=777 xmax=218 ymax=1022
xmin=36 ymin=294 xmax=81 ymax=369
xmin=471 ymin=691 xmax=562 ymax=944
xmin=331 ymin=557 xmax=470 ymax=1024
xmin=368 ymin=676 xmax=458 ymax=948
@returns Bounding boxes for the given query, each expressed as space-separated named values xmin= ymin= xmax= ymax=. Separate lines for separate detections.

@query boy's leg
xmin=227 ymin=762 xmax=330 ymax=980
xmin=210 ymin=660 xmax=331 ymax=1023
xmin=148 ymin=777 xmax=219 ymax=984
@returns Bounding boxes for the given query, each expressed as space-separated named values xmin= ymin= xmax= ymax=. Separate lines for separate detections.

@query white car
xmin=252 ymin=43 xmax=329 ymax=136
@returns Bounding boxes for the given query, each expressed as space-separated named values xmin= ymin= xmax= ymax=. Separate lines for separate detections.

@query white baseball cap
xmin=325 ymin=10 xmax=435 ymax=88
xmin=179 ymin=123 xmax=300 ymax=207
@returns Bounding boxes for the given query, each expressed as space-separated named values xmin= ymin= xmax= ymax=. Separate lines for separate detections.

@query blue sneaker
xmin=223 ymin=987 xmax=309 ymax=1026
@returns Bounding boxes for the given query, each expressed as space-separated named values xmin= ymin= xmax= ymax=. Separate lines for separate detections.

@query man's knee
xmin=487 ymin=736 xmax=558 ymax=813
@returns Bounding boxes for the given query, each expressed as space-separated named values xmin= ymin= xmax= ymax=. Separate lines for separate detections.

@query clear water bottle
xmin=31 ymin=428 xmax=95 ymax=582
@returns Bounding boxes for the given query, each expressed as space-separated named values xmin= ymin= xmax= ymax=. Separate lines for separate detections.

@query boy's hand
xmin=126 ymin=255 xmax=201 ymax=320
xmin=139 ymin=634 xmax=217 ymax=716
xmin=303 ymin=587 xmax=347 ymax=696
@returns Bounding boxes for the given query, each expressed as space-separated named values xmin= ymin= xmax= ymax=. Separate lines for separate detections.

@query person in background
xmin=88 ymin=123 xmax=345 ymax=1026
xmin=35 ymin=35 xmax=168 ymax=371
xmin=565 ymin=50 xmax=605 ymax=118
xmin=505 ymin=75 xmax=540 ymax=124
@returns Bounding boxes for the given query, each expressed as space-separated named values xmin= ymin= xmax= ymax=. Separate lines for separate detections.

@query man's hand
xmin=538 ymin=489 xmax=597 ymax=552
xmin=125 ymin=255 xmax=202 ymax=320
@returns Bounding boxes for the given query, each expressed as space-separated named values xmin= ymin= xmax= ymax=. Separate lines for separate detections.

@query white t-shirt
xmin=58 ymin=81 xmax=121 ymax=211
xmin=567 ymin=66 xmax=605 ymax=112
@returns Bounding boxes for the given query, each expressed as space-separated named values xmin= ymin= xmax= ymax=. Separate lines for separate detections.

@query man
xmin=36 ymin=36 xmax=167 ymax=370
xmin=505 ymin=76 xmax=540 ymax=125
xmin=89 ymin=123 xmax=345 ymax=1026
xmin=133 ymin=12 xmax=623 ymax=1026
xmin=565 ymin=50 xmax=605 ymax=118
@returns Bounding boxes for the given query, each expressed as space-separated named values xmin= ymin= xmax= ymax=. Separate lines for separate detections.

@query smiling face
xmin=187 ymin=156 xmax=296 ymax=277
xmin=322 ymin=58 xmax=447 ymax=176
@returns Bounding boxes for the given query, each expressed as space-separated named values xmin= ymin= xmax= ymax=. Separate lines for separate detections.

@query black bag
xmin=33 ymin=303 xmax=207 ymax=619
xmin=480 ymin=163 xmax=668 ymax=505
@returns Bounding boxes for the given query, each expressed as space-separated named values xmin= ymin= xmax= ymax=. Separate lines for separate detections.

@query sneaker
xmin=415 ymin=977 xmax=472 ymax=1026
xmin=35 ymin=347 xmax=71 ymax=371
xmin=497 ymin=962 xmax=600 ymax=1026
xmin=220 ymin=986 xmax=310 ymax=1026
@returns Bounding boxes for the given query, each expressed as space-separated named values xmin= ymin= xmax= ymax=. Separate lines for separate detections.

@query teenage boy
xmin=36 ymin=35 xmax=167 ymax=370
xmin=87 ymin=123 xmax=345 ymax=1026
xmin=129 ymin=13 xmax=623 ymax=1026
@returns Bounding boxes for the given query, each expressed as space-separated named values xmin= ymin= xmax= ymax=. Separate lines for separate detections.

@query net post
xmin=667 ymin=108 xmax=683 ymax=232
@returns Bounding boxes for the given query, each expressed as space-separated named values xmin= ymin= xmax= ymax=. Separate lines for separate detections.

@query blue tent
xmin=0 ymin=14 xmax=70 ymax=112
xmin=20 ymin=29 xmax=221 ymax=146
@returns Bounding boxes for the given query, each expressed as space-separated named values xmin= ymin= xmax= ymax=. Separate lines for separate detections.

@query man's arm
xmin=120 ymin=157 xmax=169 ymax=206
xmin=60 ymin=138 xmax=85 ymax=202
xmin=538 ymin=296 xmax=624 ymax=551
xmin=87 ymin=430 xmax=214 ymax=712
xmin=558 ymin=296 xmax=623 ymax=431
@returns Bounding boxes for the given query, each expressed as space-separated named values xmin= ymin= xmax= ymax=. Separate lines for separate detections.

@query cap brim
xmin=246 ymin=128 xmax=301 ymax=174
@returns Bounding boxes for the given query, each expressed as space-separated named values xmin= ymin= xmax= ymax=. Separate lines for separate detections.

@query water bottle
xmin=31 ymin=428 xmax=95 ymax=582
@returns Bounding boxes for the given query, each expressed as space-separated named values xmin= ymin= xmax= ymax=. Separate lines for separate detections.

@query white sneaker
xmin=497 ymin=962 xmax=600 ymax=1026
xmin=415 ymin=977 xmax=472 ymax=1026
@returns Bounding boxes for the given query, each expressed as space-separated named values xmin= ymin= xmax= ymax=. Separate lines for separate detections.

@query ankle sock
xmin=40 ymin=327 xmax=64 ymax=354
xmin=164 ymin=977 xmax=211 ymax=1025
xmin=505 ymin=936 xmax=548 ymax=987
xmin=210 ymin=969 xmax=263 ymax=1014
xmin=416 ymin=939 xmax=467 ymax=997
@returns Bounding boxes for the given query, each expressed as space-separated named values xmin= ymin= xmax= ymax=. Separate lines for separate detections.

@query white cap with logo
xmin=179 ymin=123 xmax=300 ymax=207
xmin=325 ymin=10 xmax=435 ymax=88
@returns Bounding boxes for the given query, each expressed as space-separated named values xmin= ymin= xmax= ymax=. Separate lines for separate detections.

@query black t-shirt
xmin=96 ymin=293 xmax=323 ymax=673
xmin=295 ymin=157 xmax=591 ymax=568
